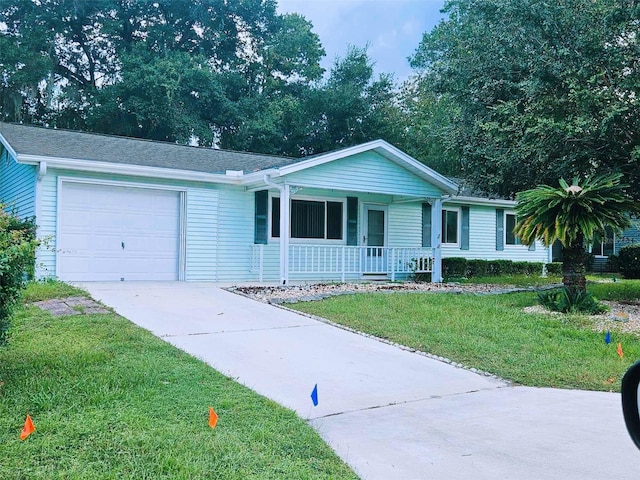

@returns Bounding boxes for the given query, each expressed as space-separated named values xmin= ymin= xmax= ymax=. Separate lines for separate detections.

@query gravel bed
xmin=229 ymin=281 xmax=557 ymax=304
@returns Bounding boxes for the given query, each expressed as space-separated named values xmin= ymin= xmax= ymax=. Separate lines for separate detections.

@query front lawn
xmin=291 ymin=280 xmax=640 ymax=392
xmin=0 ymin=281 xmax=356 ymax=480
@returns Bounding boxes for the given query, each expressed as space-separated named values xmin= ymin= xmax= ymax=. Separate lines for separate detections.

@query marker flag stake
xmin=311 ymin=384 xmax=319 ymax=407
xmin=208 ymin=406 xmax=218 ymax=429
xmin=605 ymin=331 xmax=611 ymax=344
xmin=617 ymin=342 xmax=624 ymax=358
xmin=20 ymin=414 xmax=35 ymax=440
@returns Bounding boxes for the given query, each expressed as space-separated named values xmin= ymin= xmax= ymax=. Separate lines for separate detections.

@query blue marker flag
xmin=311 ymin=384 xmax=318 ymax=406
xmin=605 ymin=331 xmax=611 ymax=344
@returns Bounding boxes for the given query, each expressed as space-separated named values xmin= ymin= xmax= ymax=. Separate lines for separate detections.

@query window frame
xmin=590 ymin=227 xmax=615 ymax=257
xmin=269 ymin=194 xmax=347 ymax=244
xmin=441 ymin=207 xmax=460 ymax=246
xmin=504 ymin=212 xmax=522 ymax=246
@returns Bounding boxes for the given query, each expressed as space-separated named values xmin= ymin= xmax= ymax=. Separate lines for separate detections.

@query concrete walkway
xmin=82 ymin=282 xmax=640 ymax=479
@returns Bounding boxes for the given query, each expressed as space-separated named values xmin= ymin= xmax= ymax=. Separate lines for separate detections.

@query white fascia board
xmin=275 ymin=139 xmax=459 ymax=195
xmin=241 ymin=168 xmax=280 ymax=185
xmin=445 ymin=195 xmax=517 ymax=208
xmin=17 ymin=154 xmax=240 ymax=185
xmin=0 ymin=132 xmax=18 ymax=159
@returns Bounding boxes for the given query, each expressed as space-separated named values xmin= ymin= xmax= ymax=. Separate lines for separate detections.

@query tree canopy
xmin=0 ymin=0 xmax=401 ymax=156
xmin=410 ymin=0 xmax=640 ymax=199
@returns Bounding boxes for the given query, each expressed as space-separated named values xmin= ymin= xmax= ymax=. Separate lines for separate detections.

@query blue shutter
xmin=461 ymin=206 xmax=470 ymax=250
xmin=422 ymin=203 xmax=432 ymax=248
xmin=254 ymin=190 xmax=268 ymax=244
xmin=347 ymin=197 xmax=358 ymax=245
xmin=496 ymin=208 xmax=504 ymax=251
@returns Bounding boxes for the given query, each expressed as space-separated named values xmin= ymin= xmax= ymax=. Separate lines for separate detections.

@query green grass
xmin=0 ymin=282 xmax=357 ymax=480
xmin=292 ymin=281 xmax=640 ymax=392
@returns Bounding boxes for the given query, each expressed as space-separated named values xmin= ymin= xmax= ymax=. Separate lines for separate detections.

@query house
xmin=0 ymin=122 xmax=548 ymax=283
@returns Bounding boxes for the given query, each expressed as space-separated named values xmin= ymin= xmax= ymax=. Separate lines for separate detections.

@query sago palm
xmin=515 ymin=173 xmax=638 ymax=294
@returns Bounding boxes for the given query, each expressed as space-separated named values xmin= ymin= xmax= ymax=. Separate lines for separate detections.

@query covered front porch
xmin=244 ymin=140 xmax=459 ymax=284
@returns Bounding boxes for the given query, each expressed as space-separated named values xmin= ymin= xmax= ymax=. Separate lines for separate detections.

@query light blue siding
xmin=36 ymin=169 xmax=219 ymax=280
xmin=616 ymin=226 xmax=640 ymax=253
xmin=442 ymin=203 xmax=548 ymax=263
xmin=0 ymin=149 xmax=36 ymax=217
xmin=285 ymin=152 xmax=443 ymax=198
xmin=185 ymin=188 xmax=218 ymax=281
xmin=215 ymin=185 xmax=256 ymax=281
xmin=388 ymin=202 xmax=422 ymax=248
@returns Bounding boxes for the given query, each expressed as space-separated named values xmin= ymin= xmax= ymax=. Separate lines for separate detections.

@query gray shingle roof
xmin=0 ymin=122 xmax=299 ymax=174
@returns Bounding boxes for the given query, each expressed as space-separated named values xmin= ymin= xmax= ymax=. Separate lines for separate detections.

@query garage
xmin=57 ymin=181 xmax=182 ymax=281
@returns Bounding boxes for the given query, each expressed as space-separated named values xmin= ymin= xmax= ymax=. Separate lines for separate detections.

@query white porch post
xmin=280 ymin=184 xmax=290 ymax=285
xmin=431 ymin=198 xmax=443 ymax=283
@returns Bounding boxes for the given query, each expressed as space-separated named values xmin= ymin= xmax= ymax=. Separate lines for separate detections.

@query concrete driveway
xmin=82 ymin=282 xmax=640 ymax=479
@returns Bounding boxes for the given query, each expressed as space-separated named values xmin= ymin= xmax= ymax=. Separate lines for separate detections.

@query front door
xmin=362 ymin=205 xmax=388 ymax=274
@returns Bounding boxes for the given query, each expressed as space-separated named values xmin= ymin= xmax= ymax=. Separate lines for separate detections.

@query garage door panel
xmin=58 ymin=182 xmax=181 ymax=282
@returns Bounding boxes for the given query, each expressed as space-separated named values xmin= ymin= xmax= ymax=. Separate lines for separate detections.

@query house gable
xmin=280 ymin=150 xmax=449 ymax=198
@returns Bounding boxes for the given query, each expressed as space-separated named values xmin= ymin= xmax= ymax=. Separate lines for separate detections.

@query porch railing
xmin=251 ymin=244 xmax=433 ymax=282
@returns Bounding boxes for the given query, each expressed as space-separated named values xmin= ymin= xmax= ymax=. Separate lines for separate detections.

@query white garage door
xmin=58 ymin=182 xmax=181 ymax=281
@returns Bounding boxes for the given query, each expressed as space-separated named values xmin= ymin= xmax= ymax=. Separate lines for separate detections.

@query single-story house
xmin=0 ymin=122 xmax=548 ymax=283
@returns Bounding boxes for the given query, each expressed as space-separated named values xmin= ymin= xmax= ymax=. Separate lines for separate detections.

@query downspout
xmin=263 ymin=175 xmax=290 ymax=285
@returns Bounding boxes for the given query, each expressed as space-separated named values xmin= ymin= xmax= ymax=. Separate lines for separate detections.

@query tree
xmin=515 ymin=173 xmax=638 ymax=294
xmin=411 ymin=0 xmax=640 ymax=199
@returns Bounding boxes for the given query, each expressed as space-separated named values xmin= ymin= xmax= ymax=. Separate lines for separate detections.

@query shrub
xmin=618 ymin=244 xmax=640 ymax=279
xmin=545 ymin=262 xmax=563 ymax=276
xmin=467 ymin=259 xmax=488 ymax=277
xmin=537 ymin=287 xmax=607 ymax=314
xmin=0 ymin=208 xmax=39 ymax=345
xmin=606 ymin=254 xmax=620 ymax=273
xmin=442 ymin=257 xmax=468 ymax=277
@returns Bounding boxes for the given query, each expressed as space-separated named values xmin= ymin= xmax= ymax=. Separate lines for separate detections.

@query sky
xmin=276 ymin=0 xmax=447 ymax=82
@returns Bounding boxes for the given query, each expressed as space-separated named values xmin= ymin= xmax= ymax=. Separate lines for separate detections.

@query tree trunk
xmin=562 ymin=233 xmax=587 ymax=295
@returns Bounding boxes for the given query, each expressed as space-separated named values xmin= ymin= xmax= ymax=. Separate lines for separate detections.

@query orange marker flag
xmin=208 ymin=407 xmax=218 ymax=429
xmin=20 ymin=414 xmax=35 ymax=440
xmin=617 ymin=342 xmax=624 ymax=358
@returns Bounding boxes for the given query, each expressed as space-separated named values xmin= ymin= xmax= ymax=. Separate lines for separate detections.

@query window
xmin=442 ymin=209 xmax=458 ymax=244
xmin=505 ymin=213 xmax=521 ymax=245
xmin=591 ymin=227 xmax=614 ymax=256
xmin=271 ymin=197 xmax=344 ymax=240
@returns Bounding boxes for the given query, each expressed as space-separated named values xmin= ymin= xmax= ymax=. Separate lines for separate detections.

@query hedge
xmin=0 ymin=208 xmax=38 ymax=346
xmin=442 ymin=258 xmax=548 ymax=279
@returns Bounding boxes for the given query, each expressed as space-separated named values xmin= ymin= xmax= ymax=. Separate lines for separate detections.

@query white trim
xmin=504 ymin=212 xmax=522 ymax=247
xmin=269 ymin=194 xmax=347 ymax=244
xmin=445 ymin=195 xmax=517 ymax=208
xmin=0 ymin=131 xmax=18 ymax=160
xmin=18 ymin=154 xmax=241 ymax=185
xmin=56 ymin=176 xmax=187 ymax=281
xmin=442 ymin=207 xmax=460 ymax=247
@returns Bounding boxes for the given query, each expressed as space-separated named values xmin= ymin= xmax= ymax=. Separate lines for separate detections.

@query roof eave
xmin=17 ymin=154 xmax=241 ymax=185
xmin=445 ymin=195 xmax=517 ymax=207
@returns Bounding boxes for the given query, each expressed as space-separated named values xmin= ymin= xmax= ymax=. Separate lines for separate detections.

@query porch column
xmin=279 ymin=184 xmax=290 ymax=285
xmin=431 ymin=198 xmax=443 ymax=282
